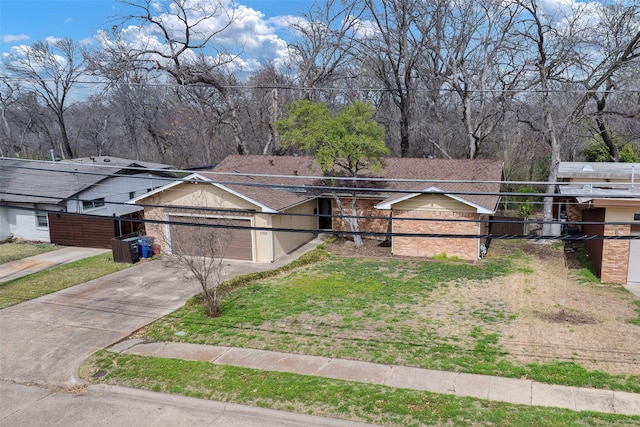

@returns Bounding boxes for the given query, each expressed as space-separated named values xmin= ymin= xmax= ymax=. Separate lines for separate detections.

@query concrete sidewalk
xmin=109 ymin=339 xmax=640 ymax=417
xmin=0 ymin=246 xmax=110 ymax=283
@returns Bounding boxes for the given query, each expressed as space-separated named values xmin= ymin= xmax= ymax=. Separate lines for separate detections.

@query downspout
xmin=632 ymin=165 xmax=635 ymax=190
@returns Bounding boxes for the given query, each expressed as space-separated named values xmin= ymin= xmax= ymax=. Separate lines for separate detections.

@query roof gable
xmin=375 ymin=186 xmax=496 ymax=214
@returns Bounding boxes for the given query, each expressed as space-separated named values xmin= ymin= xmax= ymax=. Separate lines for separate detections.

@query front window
xmin=36 ymin=211 xmax=48 ymax=228
xmin=82 ymin=198 xmax=105 ymax=210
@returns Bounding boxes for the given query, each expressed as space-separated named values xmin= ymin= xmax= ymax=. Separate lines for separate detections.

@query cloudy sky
xmin=0 ymin=0 xmax=310 ymax=68
xmin=1 ymin=0 xmax=604 ymax=77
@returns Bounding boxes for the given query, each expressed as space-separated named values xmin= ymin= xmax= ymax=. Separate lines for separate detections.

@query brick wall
xmin=332 ymin=197 xmax=390 ymax=238
xmin=143 ymin=205 xmax=167 ymax=251
xmin=601 ymin=223 xmax=630 ymax=284
xmin=393 ymin=209 xmax=480 ymax=261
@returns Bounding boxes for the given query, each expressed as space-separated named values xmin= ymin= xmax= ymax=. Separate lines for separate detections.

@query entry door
xmin=629 ymin=229 xmax=640 ymax=284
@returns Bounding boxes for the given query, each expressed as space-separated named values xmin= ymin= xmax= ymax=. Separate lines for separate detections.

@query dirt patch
xmin=534 ymin=310 xmax=598 ymax=325
xmin=325 ymin=237 xmax=393 ymax=258
xmin=324 ymin=237 xmax=640 ymax=376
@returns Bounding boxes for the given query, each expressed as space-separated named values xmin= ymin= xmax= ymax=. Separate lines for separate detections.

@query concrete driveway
xmin=1 ymin=240 xmax=362 ymax=426
xmin=0 ymin=259 xmax=202 ymax=386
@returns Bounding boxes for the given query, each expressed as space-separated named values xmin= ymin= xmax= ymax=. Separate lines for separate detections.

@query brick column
xmin=600 ymin=224 xmax=630 ymax=284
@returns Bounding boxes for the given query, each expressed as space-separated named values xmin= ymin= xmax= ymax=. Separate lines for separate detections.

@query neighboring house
xmin=557 ymin=162 xmax=640 ymax=285
xmin=0 ymin=156 xmax=174 ymax=248
xmin=133 ymin=155 xmax=503 ymax=263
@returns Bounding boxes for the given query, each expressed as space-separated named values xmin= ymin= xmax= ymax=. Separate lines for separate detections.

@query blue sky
xmin=0 ymin=0 xmax=309 ymax=53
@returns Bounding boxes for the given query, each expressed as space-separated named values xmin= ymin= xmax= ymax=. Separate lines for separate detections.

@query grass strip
xmin=0 ymin=242 xmax=60 ymax=264
xmin=0 ymin=253 xmax=132 ymax=308
xmin=82 ymin=352 xmax=640 ymax=427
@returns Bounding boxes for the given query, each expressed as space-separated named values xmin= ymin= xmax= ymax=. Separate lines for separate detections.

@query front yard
xmin=134 ymin=239 xmax=640 ymax=391
xmin=82 ymin=239 xmax=640 ymax=425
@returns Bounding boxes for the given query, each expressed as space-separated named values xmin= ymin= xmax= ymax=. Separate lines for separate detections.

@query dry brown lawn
xmin=326 ymin=237 xmax=640 ymax=376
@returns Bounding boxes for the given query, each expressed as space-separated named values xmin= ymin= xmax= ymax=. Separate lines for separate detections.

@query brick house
xmin=371 ymin=158 xmax=502 ymax=260
xmin=558 ymin=162 xmax=640 ymax=284
xmin=133 ymin=155 xmax=503 ymax=262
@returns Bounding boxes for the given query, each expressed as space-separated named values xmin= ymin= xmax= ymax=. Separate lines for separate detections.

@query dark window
xmin=82 ymin=198 xmax=105 ymax=210
xmin=634 ymin=213 xmax=640 ymax=221
xmin=36 ymin=211 xmax=48 ymax=227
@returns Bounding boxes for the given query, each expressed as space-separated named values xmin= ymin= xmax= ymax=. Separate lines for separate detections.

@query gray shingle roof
xmin=0 ymin=157 xmax=173 ymax=205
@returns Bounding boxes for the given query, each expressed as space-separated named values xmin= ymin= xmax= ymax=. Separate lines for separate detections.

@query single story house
xmin=0 ymin=156 xmax=174 ymax=248
xmin=557 ymin=162 xmax=640 ymax=284
xmin=133 ymin=155 xmax=503 ymax=262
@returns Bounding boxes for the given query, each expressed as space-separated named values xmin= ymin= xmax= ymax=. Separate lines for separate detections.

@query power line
xmin=10 ymin=204 xmax=640 ymax=241
xmin=3 ymin=158 xmax=639 ymax=198
xmin=3 ymin=77 xmax=640 ymax=94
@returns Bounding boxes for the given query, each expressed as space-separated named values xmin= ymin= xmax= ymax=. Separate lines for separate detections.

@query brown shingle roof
xmin=199 ymin=155 xmax=324 ymax=212
xmin=200 ymin=155 xmax=503 ymax=213
xmin=372 ymin=158 xmax=503 ymax=212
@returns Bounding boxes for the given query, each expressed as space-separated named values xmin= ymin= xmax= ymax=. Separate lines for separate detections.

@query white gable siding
xmin=65 ymin=174 xmax=162 ymax=216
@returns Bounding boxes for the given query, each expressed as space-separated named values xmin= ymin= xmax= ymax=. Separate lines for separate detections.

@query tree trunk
xmin=332 ymin=192 xmax=363 ymax=246
xmin=57 ymin=112 xmax=74 ymax=159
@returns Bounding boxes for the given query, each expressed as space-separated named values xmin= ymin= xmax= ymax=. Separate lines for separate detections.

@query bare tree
xmin=355 ymin=0 xmax=428 ymax=157
xmin=109 ymin=0 xmax=250 ymax=154
xmin=569 ymin=3 xmax=640 ymax=161
xmin=515 ymin=0 xmax=588 ymax=235
xmin=423 ymin=0 xmax=523 ymax=159
xmin=0 ymin=80 xmax=18 ymax=157
xmin=288 ymin=0 xmax=362 ymax=102
xmin=166 ymin=217 xmax=232 ymax=317
xmin=3 ymin=38 xmax=88 ymax=159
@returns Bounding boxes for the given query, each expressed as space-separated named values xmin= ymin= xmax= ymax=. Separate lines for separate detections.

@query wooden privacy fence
xmin=489 ymin=216 xmax=526 ymax=236
xmin=48 ymin=211 xmax=144 ymax=248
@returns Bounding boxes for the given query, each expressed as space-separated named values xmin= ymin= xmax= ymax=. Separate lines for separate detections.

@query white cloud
xmin=104 ymin=0 xmax=293 ymax=78
xmin=45 ymin=36 xmax=65 ymax=44
xmin=2 ymin=34 xmax=30 ymax=43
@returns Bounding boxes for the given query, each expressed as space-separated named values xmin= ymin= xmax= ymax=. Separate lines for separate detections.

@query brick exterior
xmin=393 ymin=209 xmax=480 ymax=261
xmin=143 ymin=205 xmax=166 ymax=252
xmin=332 ymin=197 xmax=390 ymax=238
xmin=601 ymin=223 xmax=630 ymax=284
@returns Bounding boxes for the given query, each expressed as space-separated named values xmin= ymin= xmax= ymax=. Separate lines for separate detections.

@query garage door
xmin=169 ymin=217 xmax=253 ymax=261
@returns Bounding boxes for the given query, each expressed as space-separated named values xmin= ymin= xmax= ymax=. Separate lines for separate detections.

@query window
xmin=82 ymin=198 xmax=105 ymax=210
xmin=634 ymin=213 xmax=640 ymax=221
xmin=35 ymin=211 xmax=48 ymax=228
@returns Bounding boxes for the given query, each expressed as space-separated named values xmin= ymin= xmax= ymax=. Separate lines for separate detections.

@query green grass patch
xmin=0 ymin=253 xmax=132 ymax=308
xmin=143 ymin=243 xmax=640 ymax=393
xmin=82 ymin=352 xmax=640 ymax=427
xmin=0 ymin=242 xmax=60 ymax=264
xmin=629 ymin=301 xmax=640 ymax=326
xmin=571 ymin=247 xmax=600 ymax=284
